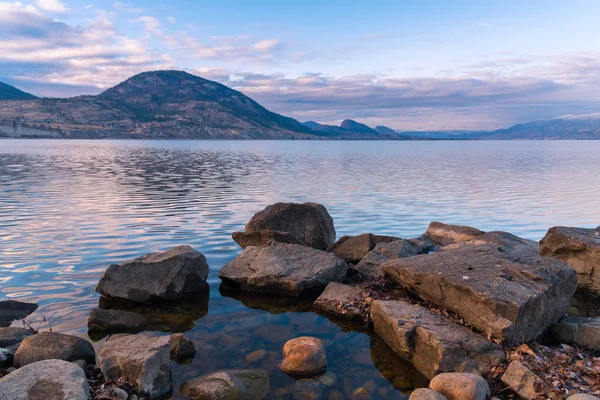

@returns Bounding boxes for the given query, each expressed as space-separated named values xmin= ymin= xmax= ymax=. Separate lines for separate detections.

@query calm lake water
xmin=1 ymin=139 xmax=600 ymax=399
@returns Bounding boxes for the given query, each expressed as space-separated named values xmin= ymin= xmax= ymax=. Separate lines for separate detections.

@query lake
xmin=1 ymin=139 xmax=600 ymax=399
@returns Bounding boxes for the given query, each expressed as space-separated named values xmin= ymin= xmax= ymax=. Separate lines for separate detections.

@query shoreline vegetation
xmin=1 ymin=70 xmax=599 ymax=141
xmin=0 ymin=202 xmax=599 ymax=400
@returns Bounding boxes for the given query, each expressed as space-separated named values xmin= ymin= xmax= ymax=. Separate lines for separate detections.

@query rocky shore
xmin=0 ymin=201 xmax=599 ymax=399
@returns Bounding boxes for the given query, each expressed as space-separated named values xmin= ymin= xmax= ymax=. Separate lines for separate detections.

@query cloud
xmin=476 ymin=21 xmax=492 ymax=28
xmin=36 ymin=0 xmax=66 ymax=13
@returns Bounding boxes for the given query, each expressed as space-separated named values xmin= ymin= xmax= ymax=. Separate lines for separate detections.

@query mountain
xmin=0 ymin=82 xmax=37 ymax=100
xmin=374 ymin=125 xmax=397 ymax=135
xmin=0 ymin=70 xmax=319 ymax=139
xmin=475 ymin=114 xmax=600 ymax=140
xmin=340 ymin=119 xmax=377 ymax=134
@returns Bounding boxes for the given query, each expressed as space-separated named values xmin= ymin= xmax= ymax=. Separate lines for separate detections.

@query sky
xmin=2 ymin=0 xmax=600 ymax=130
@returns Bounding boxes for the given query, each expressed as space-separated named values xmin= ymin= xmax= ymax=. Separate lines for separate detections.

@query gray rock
xmin=280 ymin=337 xmax=327 ymax=377
xmin=327 ymin=233 xmax=399 ymax=264
xmin=0 ymin=359 xmax=88 ymax=400
xmin=370 ymin=300 xmax=504 ymax=380
xmin=232 ymin=230 xmax=306 ymax=249
xmin=567 ymin=395 xmax=600 ymax=400
xmin=180 ymin=369 xmax=269 ymax=400
xmin=382 ymin=244 xmax=577 ymax=345
xmin=219 ymin=243 xmax=348 ymax=296
xmin=551 ymin=316 xmax=600 ymax=350
xmin=355 ymin=240 xmax=417 ymax=281
xmin=13 ymin=332 xmax=95 ymax=368
xmin=170 ymin=333 xmax=196 ymax=362
xmin=96 ymin=245 xmax=208 ymax=303
xmin=98 ymin=334 xmax=171 ymax=399
xmin=408 ymin=235 xmax=439 ymax=254
xmin=88 ymin=308 xmax=149 ymax=334
xmin=0 ymin=343 xmax=20 ymax=368
xmin=0 ymin=327 xmax=33 ymax=348
xmin=244 ymin=202 xmax=336 ymax=250
xmin=313 ymin=282 xmax=366 ymax=320
xmin=424 ymin=221 xmax=484 ymax=246
xmin=429 ymin=373 xmax=490 ymax=400
xmin=501 ymin=361 xmax=545 ymax=399
xmin=409 ymin=388 xmax=448 ymax=400
xmin=0 ymin=300 xmax=37 ymax=328
xmin=540 ymin=226 xmax=600 ymax=295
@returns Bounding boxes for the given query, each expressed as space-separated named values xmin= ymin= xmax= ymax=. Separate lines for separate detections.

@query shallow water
xmin=1 ymin=139 xmax=600 ymax=398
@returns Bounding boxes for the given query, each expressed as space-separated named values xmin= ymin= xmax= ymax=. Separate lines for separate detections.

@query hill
xmin=476 ymin=114 xmax=600 ymax=140
xmin=0 ymin=82 xmax=37 ymax=100
xmin=0 ymin=70 xmax=320 ymax=139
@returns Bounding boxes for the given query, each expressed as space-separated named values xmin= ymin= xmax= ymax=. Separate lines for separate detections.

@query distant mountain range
xmin=0 ymin=70 xmax=599 ymax=140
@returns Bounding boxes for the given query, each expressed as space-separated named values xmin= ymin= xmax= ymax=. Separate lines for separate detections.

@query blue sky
xmin=2 ymin=0 xmax=600 ymax=130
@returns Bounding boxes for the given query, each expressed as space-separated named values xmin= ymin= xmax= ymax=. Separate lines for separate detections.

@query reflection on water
xmin=1 ymin=139 xmax=600 ymax=398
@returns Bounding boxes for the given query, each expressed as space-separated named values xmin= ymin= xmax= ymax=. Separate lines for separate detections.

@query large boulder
xmin=424 ymin=221 xmax=484 ymax=246
xmin=0 ymin=327 xmax=33 ymax=348
xmin=0 ymin=300 xmax=37 ymax=327
xmin=232 ymin=230 xmax=306 ymax=249
xmin=96 ymin=245 xmax=209 ymax=303
xmin=280 ymin=337 xmax=327 ymax=376
xmin=501 ymin=361 xmax=545 ymax=399
xmin=370 ymin=300 xmax=504 ymax=379
xmin=382 ymin=244 xmax=577 ymax=345
xmin=551 ymin=316 xmax=600 ymax=351
xmin=355 ymin=240 xmax=417 ymax=281
xmin=13 ymin=332 xmax=95 ymax=368
xmin=98 ymin=334 xmax=172 ymax=399
xmin=180 ymin=369 xmax=269 ymax=400
xmin=313 ymin=282 xmax=367 ymax=320
xmin=243 ymin=202 xmax=336 ymax=250
xmin=429 ymin=373 xmax=490 ymax=400
xmin=327 ymin=233 xmax=399 ymax=264
xmin=0 ymin=359 xmax=88 ymax=400
xmin=219 ymin=243 xmax=348 ymax=296
xmin=540 ymin=226 xmax=600 ymax=295
xmin=410 ymin=389 xmax=448 ymax=400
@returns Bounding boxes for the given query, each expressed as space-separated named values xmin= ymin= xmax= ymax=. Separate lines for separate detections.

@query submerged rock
xmin=243 ymin=202 xmax=336 ymax=250
xmin=382 ymin=243 xmax=577 ymax=345
xmin=219 ymin=243 xmax=348 ymax=296
xmin=313 ymin=282 xmax=367 ymax=320
xmin=540 ymin=226 xmax=600 ymax=295
xmin=170 ymin=333 xmax=196 ymax=362
xmin=232 ymin=230 xmax=306 ymax=249
xmin=96 ymin=245 xmax=209 ymax=303
xmin=98 ymin=334 xmax=171 ymax=399
xmin=370 ymin=300 xmax=504 ymax=379
xmin=88 ymin=308 xmax=149 ymax=335
xmin=501 ymin=361 xmax=545 ymax=399
xmin=0 ymin=300 xmax=38 ymax=328
xmin=180 ymin=369 xmax=269 ymax=400
xmin=292 ymin=378 xmax=327 ymax=400
xmin=327 ymin=233 xmax=399 ymax=264
xmin=551 ymin=316 xmax=600 ymax=350
xmin=280 ymin=337 xmax=327 ymax=376
xmin=429 ymin=373 xmax=490 ymax=400
xmin=0 ymin=359 xmax=88 ymax=400
xmin=354 ymin=240 xmax=417 ymax=281
xmin=13 ymin=332 xmax=95 ymax=368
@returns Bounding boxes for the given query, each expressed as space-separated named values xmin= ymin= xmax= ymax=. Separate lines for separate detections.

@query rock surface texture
xmin=429 ymin=373 xmax=491 ymax=400
xmin=0 ymin=300 xmax=37 ymax=327
xmin=13 ymin=332 xmax=95 ymax=368
xmin=96 ymin=245 xmax=209 ymax=303
xmin=354 ymin=239 xmax=417 ymax=281
xmin=179 ymin=369 xmax=270 ymax=400
xmin=551 ymin=316 xmax=600 ymax=351
xmin=243 ymin=202 xmax=336 ymax=250
xmin=540 ymin=226 xmax=600 ymax=295
xmin=425 ymin=221 xmax=485 ymax=246
xmin=370 ymin=300 xmax=504 ymax=379
xmin=232 ymin=230 xmax=306 ymax=249
xmin=409 ymin=388 xmax=448 ymax=400
xmin=98 ymin=334 xmax=172 ymax=399
xmin=219 ymin=243 xmax=348 ymax=296
xmin=280 ymin=337 xmax=327 ymax=376
xmin=313 ymin=282 xmax=367 ymax=320
xmin=170 ymin=333 xmax=196 ymax=362
xmin=382 ymin=243 xmax=577 ymax=345
xmin=501 ymin=361 xmax=545 ymax=399
xmin=327 ymin=233 xmax=399 ymax=264
xmin=0 ymin=359 xmax=88 ymax=400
